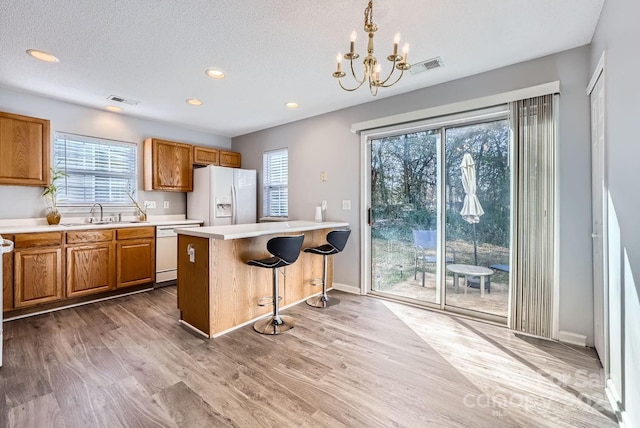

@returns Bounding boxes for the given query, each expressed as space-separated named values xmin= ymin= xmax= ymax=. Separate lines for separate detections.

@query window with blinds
xmin=53 ymin=132 xmax=138 ymax=205
xmin=263 ymin=148 xmax=288 ymax=217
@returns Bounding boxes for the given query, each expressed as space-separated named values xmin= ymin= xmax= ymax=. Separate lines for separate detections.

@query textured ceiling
xmin=0 ymin=0 xmax=604 ymax=138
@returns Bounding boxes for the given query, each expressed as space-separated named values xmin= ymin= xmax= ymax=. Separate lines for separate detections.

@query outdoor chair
xmin=413 ymin=230 xmax=456 ymax=287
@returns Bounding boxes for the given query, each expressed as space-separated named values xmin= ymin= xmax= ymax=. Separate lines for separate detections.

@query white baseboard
xmin=605 ymin=379 xmax=626 ymax=427
xmin=558 ymin=330 xmax=587 ymax=347
xmin=331 ymin=282 xmax=361 ymax=295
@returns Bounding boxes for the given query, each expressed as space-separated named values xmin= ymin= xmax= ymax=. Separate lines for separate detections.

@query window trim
xmin=262 ymin=147 xmax=289 ymax=218
xmin=53 ymin=131 xmax=139 ymax=208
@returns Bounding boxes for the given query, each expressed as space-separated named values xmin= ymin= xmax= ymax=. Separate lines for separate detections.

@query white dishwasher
xmin=156 ymin=223 xmax=200 ymax=287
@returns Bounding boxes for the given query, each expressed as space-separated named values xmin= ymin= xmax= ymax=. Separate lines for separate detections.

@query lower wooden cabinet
xmin=13 ymin=232 xmax=63 ymax=309
xmin=4 ymin=226 xmax=156 ymax=314
xmin=66 ymin=229 xmax=115 ymax=298
xmin=116 ymin=227 xmax=155 ymax=288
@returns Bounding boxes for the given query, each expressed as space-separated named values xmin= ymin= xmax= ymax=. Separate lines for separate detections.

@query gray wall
xmin=233 ymin=46 xmax=594 ymax=342
xmin=0 ymin=87 xmax=230 ymax=219
xmin=590 ymin=0 xmax=640 ymax=425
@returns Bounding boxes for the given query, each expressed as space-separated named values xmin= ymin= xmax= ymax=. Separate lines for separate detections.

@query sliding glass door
xmin=366 ymin=109 xmax=511 ymax=321
xmin=370 ymin=129 xmax=441 ymax=305
xmin=443 ymin=120 xmax=511 ymax=318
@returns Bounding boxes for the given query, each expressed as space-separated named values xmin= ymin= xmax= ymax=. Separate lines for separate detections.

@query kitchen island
xmin=176 ymin=220 xmax=349 ymax=337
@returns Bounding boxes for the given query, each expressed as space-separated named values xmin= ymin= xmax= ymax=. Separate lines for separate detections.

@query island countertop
xmin=175 ymin=220 xmax=349 ymax=240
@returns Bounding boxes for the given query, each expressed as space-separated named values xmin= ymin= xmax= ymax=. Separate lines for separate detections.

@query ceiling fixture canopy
xmin=332 ymin=0 xmax=410 ymax=96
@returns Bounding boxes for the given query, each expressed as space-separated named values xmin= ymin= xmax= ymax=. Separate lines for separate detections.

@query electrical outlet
xmin=164 ymin=200 xmax=170 ymax=209
xmin=342 ymin=200 xmax=351 ymax=210
xmin=320 ymin=171 xmax=327 ymax=182
xmin=321 ymin=200 xmax=327 ymax=210
xmin=144 ymin=200 xmax=156 ymax=209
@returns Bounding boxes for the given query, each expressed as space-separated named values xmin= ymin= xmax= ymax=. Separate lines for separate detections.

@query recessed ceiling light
xmin=205 ymin=68 xmax=225 ymax=79
xmin=105 ymin=105 xmax=122 ymax=112
xmin=285 ymin=102 xmax=299 ymax=109
xmin=26 ymin=49 xmax=59 ymax=63
xmin=186 ymin=98 xmax=203 ymax=106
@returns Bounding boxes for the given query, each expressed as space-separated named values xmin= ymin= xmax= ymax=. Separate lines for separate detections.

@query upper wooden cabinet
xmin=0 ymin=111 xmax=50 ymax=186
xmin=193 ymin=146 xmax=219 ymax=166
xmin=143 ymin=138 xmax=193 ymax=192
xmin=194 ymin=146 xmax=241 ymax=168
xmin=219 ymin=150 xmax=241 ymax=168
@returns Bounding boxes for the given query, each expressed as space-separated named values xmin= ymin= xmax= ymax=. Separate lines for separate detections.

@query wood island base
xmin=176 ymin=221 xmax=348 ymax=338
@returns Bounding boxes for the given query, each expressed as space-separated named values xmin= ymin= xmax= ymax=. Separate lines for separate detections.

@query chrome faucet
xmin=90 ymin=203 xmax=103 ymax=222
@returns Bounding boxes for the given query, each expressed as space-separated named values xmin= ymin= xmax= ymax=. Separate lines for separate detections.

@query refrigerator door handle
xmin=231 ymin=185 xmax=237 ymax=224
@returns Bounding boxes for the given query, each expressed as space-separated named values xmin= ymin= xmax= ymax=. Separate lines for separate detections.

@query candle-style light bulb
xmin=336 ymin=53 xmax=343 ymax=72
xmin=402 ymin=43 xmax=410 ymax=63
xmin=393 ymin=33 xmax=401 ymax=56
xmin=350 ymin=30 xmax=357 ymax=53
xmin=374 ymin=63 xmax=381 ymax=81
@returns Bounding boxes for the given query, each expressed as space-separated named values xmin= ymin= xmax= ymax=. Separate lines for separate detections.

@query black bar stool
xmin=247 ymin=234 xmax=304 ymax=335
xmin=304 ymin=228 xmax=351 ymax=308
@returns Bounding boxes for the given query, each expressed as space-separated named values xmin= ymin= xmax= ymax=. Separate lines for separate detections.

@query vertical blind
xmin=263 ymin=148 xmax=288 ymax=217
xmin=54 ymin=132 xmax=137 ymax=205
xmin=509 ymin=94 xmax=557 ymax=338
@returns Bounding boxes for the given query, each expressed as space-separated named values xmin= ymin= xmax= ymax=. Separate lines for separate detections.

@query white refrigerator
xmin=187 ymin=165 xmax=257 ymax=226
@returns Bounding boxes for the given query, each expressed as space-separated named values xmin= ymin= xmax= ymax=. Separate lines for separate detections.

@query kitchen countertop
xmin=0 ymin=215 xmax=203 ymax=234
xmin=176 ymin=220 xmax=349 ymax=240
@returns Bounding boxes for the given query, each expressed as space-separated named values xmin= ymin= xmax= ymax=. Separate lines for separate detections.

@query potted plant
xmin=127 ymin=190 xmax=148 ymax=222
xmin=42 ymin=167 xmax=66 ymax=225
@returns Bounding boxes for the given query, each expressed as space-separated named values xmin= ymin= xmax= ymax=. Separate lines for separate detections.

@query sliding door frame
xmin=360 ymin=106 xmax=511 ymax=323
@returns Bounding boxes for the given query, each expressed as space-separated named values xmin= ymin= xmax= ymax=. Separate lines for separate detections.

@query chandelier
xmin=332 ymin=0 xmax=411 ymax=96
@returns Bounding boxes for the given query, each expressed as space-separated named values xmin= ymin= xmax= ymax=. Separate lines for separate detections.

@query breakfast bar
xmin=175 ymin=220 xmax=349 ymax=338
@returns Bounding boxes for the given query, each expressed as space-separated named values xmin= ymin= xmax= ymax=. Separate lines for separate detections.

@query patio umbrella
xmin=460 ymin=153 xmax=484 ymax=265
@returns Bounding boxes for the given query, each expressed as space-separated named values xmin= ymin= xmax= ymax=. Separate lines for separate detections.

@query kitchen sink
xmin=60 ymin=221 xmax=148 ymax=227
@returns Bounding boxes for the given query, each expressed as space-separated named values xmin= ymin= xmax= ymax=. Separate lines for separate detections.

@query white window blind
xmin=54 ymin=132 xmax=137 ymax=205
xmin=263 ymin=148 xmax=288 ymax=217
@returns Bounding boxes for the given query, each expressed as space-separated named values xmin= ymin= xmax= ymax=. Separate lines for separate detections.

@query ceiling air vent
xmin=107 ymin=95 xmax=140 ymax=105
xmin=409 ymin=56 xmax=444 ymax=75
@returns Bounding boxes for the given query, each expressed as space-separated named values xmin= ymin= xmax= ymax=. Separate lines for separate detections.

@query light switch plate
xmin=144 ymin=200 xmax=156 ymax=209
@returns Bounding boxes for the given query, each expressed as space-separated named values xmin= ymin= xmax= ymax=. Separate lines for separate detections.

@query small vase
xmin=138 ymin=211 xmax=147 ymax=222
xmin=46 ymin=210 xmax=61 ymax=225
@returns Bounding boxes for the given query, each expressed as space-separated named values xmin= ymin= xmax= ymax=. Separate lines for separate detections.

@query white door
xmin=590 ymin=69 xmax=607 ymax=369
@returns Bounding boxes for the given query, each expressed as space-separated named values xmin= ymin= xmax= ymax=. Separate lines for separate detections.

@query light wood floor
xmin=0 ymin=287 xmax=617 ymax=428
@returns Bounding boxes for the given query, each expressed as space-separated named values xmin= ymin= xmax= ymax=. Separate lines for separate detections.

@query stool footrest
xmin=257 ymin=296 xmax=282 ymax=307
xmin=309 ymin=278 xmax=323 ymax=287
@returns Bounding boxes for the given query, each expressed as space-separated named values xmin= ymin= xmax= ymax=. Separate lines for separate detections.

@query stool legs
xmin=254 ymin=267 xmax=296 ymax=335
xmin=306 ymin=254 xmax=340 ymax=308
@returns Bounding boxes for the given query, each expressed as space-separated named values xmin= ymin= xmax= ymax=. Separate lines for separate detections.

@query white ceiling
xmin=0 ymin=0 xmax=604 ymax=138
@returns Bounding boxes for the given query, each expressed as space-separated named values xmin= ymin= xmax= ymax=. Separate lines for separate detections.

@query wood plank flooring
xmin=0 ymin=287 xmax=617 ymax=428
